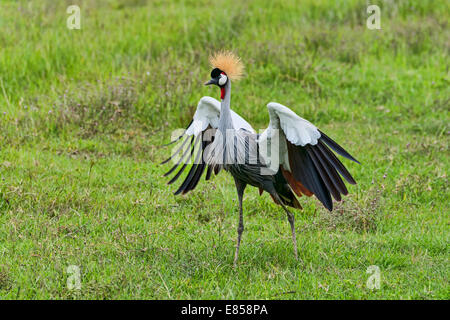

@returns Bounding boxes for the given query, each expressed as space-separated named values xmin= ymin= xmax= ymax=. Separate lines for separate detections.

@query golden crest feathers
xmin=209 ymin=51 xmax=244 ymax=81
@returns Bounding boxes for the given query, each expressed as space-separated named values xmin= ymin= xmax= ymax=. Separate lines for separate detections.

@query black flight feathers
xmin=318 ymin=130 xmax=360 ymax=164
xmin=161 ymin=126 xmax=217 ymax=195
xmin=287 ymin=132 xmax=359 ymax=211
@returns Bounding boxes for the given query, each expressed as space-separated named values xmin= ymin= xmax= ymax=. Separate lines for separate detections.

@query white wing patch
xmin=258 ymin=102 xmax=321 ymax=172
xmin=185 ymin=96 xmax=254 ymax=136
xmin=266 ymin=102 xmax=321 ymax=146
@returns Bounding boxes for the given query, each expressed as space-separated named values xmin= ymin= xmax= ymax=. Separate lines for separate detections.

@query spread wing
xmin=259 ymin=102 xmax=359 ymax=211
xmin=162 ymin=96 xmax=254 ymax=195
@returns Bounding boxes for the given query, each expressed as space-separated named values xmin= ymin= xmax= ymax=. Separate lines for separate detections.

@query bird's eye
xmin=218 ymin=74 xmax=228 ymax=86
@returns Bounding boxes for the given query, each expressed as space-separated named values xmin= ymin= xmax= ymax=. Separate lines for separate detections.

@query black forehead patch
xmin=211 ymin=68 xmax=224 ymax=78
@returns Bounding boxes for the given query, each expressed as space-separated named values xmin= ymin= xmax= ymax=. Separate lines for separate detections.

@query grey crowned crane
xmin=162 ymin=51 xmax=359 ymax=265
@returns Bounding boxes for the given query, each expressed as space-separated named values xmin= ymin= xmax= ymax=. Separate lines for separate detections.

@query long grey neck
xmin=218 ymin=80 xmax=233 ymax=133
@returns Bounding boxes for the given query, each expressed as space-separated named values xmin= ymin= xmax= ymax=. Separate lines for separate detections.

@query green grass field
xmin=0 ymin=0 xmax=448 ymax=299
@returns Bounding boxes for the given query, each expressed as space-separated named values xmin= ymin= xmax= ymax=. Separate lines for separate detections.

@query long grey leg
xmin=273 ymin=193 xmax=298 ymax=260
xmin=285 ymin=209 xmax=298 ymax=260
xmin=233 ymin=178 xmax=246 ymax=267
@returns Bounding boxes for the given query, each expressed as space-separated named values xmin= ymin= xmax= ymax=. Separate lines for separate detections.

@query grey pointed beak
xmin=204 ymin=78 xmax=218 ymax=86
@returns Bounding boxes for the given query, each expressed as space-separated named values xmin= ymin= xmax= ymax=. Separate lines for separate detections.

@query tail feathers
xmin=267 ymin=169 xmax=303 ymax=209
xmin=268 ymin=191 xmax=302 ymax=210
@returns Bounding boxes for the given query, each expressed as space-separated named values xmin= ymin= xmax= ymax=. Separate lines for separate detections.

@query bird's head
xmin=204 ymin=68 xmax=228 ymax=87
xmin=205 ymin=51 xmax=244 ymax=99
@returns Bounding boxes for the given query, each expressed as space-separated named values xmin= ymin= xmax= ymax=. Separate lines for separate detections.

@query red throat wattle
xmin=220 ymin=87 xmax=225 ymax=99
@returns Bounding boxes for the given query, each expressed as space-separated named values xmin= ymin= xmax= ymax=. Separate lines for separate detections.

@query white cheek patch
xmin=218 ymin=74 xmax=227 ymax=86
